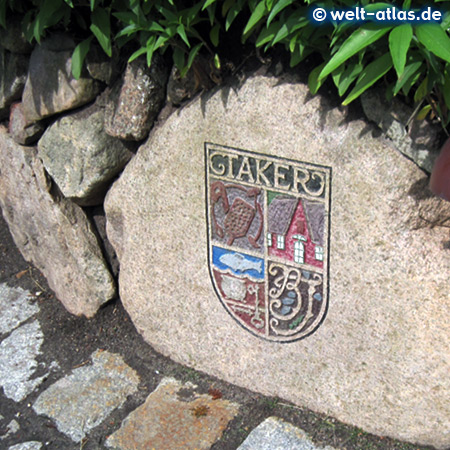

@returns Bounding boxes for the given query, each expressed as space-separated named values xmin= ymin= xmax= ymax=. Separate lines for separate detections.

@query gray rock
xmin=166 ymin=65 xmax=199 ymax=105
xmin=0 ymin=127 xmax=115 ymax=317
xmin=0 ymin=19 xmax=33 ymax=54
xmin=86 ymin=206 xmax=120 ymax=278
xmin=8 ymin=443 xmax=43 ymax=450
xmin=360 ymin=90 xmax=442 ymax=173
xmin=0 ymin=48 xmax=28 ymax=120
xmin=104 ymin=54 xmax=168 ymax=141
xmin=0 ymin=321 xmax=45 ymax=401
xmin=21 ymin=35 xmax=100 ymax=122
xmin=38 ymin=104 xmax=133 ymax=206
xmin=166 ymin=56 xmax=217 ymax=105
xmin=104 ymin=75 xmax=450 ymax=450
xmin=9 ymin=102 xmax=45 ymax=145
xmin=86 ymin=45 xmax=116 ymax=85
xmin=2 ymin=420 xmax=20 ymax=440
xmin=33 ymin=350 xmax=139 ymax=443
xmin=0 ymin=283 xmax=39 ymax=334
xmin=238 ymin=417 xmax=336 ymax=450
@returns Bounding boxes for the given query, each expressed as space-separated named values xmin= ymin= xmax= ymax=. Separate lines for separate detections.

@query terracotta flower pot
xmin=430 ymin=136 xmax=450 ymax=201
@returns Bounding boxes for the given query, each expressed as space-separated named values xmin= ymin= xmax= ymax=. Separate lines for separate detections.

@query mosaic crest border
xmin=205 ymin=143 xmax=332 ymax=343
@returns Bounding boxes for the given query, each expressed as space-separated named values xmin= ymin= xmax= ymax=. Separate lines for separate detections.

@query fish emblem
xmin=219 ymin=252 xmax=263 ymax=274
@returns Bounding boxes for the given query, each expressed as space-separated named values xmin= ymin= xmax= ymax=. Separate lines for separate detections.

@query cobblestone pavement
xmin=0 ymin=214 xmax=435 ymax=450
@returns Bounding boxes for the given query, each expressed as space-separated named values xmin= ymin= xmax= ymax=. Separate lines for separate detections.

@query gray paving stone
xmin=238 ymin=417 xmax=336 ymax=450
xmin=0 ymin=419 xmax=20 ymax=440
xmin=8 ymin=442 xmax=43 ymax=450
xmin=0 ymin=320 xmax=45 ymax=401
xmin=33 ymin=349 xmax=139 ymax=443
xmin=0 ymin=283 xmax=39 ymax=334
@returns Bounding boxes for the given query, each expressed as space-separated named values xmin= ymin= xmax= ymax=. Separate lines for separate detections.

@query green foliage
xmin=1 ymin=0 xmax=449 ymax=129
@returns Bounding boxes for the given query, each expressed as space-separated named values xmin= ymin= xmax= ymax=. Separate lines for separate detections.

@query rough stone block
xmin=0 ymin=283 xmax=39 ymax=334
xmin=38 ymin=104 xmax=133 ymax=206
xmin=104 ymin=55 xmax=168 ymax=141
xmin=0 ymin=127 xmax=115 ymax=317
xmin=0 ymin=48 xmax=28 ymax=120
xmin=106 ymin=377 xmax=239 ymax=450
xmin=33 ymin=350 xmax=139 ymax=443
xmin=104 ymin=75 xmax=450 ymax=449
xmin=0 ymin=320 xmax=45 ymax=402
xmin=9 ymin=102 xmax=44 ymax=145
xmin=238 ymin=417 xmax=336 ymax=450
xmin=21 ymin=35 xmax=100 ymax=122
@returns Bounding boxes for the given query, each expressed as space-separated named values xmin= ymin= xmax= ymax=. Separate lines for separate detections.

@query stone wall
xmin=1 ymin=30 xmax=449 ymax=449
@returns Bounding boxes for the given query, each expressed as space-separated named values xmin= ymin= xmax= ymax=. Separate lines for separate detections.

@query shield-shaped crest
xmin=205 ymin=143 xmax=332 ymax=343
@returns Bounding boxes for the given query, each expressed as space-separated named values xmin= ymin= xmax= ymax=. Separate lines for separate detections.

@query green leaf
xmin=389 ymin=24 xmax=412 ymax=77
xmin=206 ymin=1 xmax=217 ymax=25
xmin=128 ymin=46 xmax=147 ymax=63
xmin=214 ymin=53 xmax=221 ymax=69
xmin=225 ymin=0 xmax=245 ymax=31
xmin=255 ymin=22 xmax=278 ymax=47
xmin=113 ymin=12 xmax=138 ymax=26
xmin=441 ymin=11 xmax=450 ymax=31
xmin=267 ymin=0 xmax=295 ymax=26
xmin=146 ymin=35 xmax=156 ymax=67
xmin=185 ymin=3 xmax=203 ymax=25
xmin=181 ymin=42 xmax=202 ymax=76
xmin=115 ymin=24 xmax=140 ymax=38
xmin=342 ymin=53 xmax=393 ymax=105
xmin=289 ymin=47 xmax=303 ymax=67
xmin=173 ymin=46 xmax=185 ymax=71
xmin=319 ymin=25 xmax=392 ymax=80
xmin=333 ymin=61 xmax=364 ymax=96
xmin=222 ymin=0 xmax=235 ymax=16
xmin=416 ymin=104 xmax=431 ymax=120
xmin=177 ymin=24 xmax=190 ymax=48
xmin=393 ymin=58 xmax=422 ymax=95
xmin=308 ymin=62 xmax=327 ymax=95
xmin=90 ymin=0 xmax=97 ymax=12
xmin=63 ymin=0 xmax=73 ymax=7
xmin=90 ymin=8 xmax=112 ymax=57
xmin=272 ymin=14 xmax=307 ymax=46
xmin=202 ymin=0 xmax=217 ymax=10
xmin=154 ymin=34 xmax=169 ymax=51
xmin=444 ymin=75 xmax=450 ymax=110
xmin=210 ymin=23 xmax=220 ymax=47
xmin=243 ymin=0 xmax=266 ymax=36
xmin=71 ymin=36 xmax=93 ymax=79
xmin=33 ymin=0 xmax=65 ymax=43
xmin=415 ymin=24 xmax=450 ymax=63
xmin=414 ymin=76 xmax=429 ymax=102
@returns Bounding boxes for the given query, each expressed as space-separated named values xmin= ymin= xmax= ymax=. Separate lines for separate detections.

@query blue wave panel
xmin=212 ymin=246 xmax=265 ymax=280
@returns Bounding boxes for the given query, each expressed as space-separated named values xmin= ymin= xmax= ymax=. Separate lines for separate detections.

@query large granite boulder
xmin=0 ymin=48 xmax=28 ymax=120
xmin=105 ymin=75 xmax=450 ymax=449
xmin=38 ymin=104 xmax=134 ymax=206
xmin=21 ymin=35 xmax=100 ymax=122
xmin=0 ymin=127 xmax=115 ymax=317
xmin=104 ymin=54 xmax=168 ymax=141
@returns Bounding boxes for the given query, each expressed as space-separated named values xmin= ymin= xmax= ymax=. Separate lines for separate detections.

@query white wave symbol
xmin=219 ymin=253 xmax=262 ymax=273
